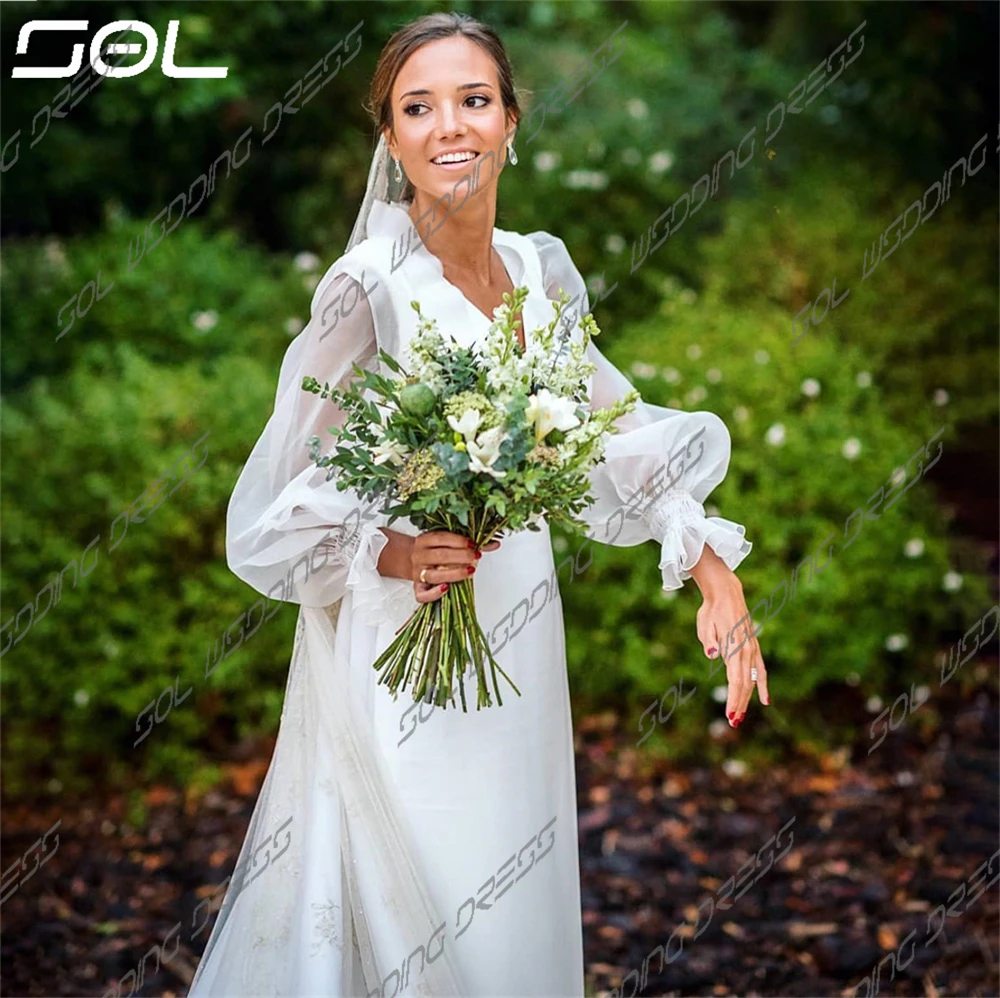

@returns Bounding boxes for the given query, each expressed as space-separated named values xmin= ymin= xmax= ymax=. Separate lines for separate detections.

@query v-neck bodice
xmin=361 ymin=199 xmax=544 ymax=353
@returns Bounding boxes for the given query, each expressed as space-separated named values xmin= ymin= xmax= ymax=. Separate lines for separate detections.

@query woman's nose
xmin=436 ymin=102 xmax=466 ymax=137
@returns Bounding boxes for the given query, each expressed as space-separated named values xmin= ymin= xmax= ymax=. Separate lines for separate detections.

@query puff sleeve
xmin=527 ymin=231 xmax=753 ymax=590
xmin=225 ymin=265 xmax=413 ymax=621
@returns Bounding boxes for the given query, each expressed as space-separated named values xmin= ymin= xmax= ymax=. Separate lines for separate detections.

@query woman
xmin=189 ymin=12 xmax=765 ymax=998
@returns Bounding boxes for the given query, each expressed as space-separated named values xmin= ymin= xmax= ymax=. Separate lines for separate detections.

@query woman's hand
xmin=689 ymin=547 xmax=769 ymax=727
xmin=411 ymin=531 xmax=501 ymax=603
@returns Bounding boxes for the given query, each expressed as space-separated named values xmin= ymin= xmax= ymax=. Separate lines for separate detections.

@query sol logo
xmin=12 ymin=19 xmax=229 ymax=79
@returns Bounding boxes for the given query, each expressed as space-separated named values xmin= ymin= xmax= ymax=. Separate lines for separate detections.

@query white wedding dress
xmin=187 ymin=197 xmax=751 ymax=998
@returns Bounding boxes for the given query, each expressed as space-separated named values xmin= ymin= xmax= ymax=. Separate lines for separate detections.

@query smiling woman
xmin=187 ymin=11 xmax=757 ymax=998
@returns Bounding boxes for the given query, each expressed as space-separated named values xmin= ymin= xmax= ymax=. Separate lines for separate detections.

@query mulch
xmin=1 ymin=666 xmax=997 ymax=998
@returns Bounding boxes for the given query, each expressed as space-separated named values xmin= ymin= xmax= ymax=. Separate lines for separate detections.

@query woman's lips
xmin=431 ymin=152 xmax=480 ymax=171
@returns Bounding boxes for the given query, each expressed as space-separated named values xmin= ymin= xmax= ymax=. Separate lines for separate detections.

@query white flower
xmin=722 ymin=759 xmax=747 ymax=778
xmin=856 ymin=371 xmax=872 ymax=389
xmin=467 ymin=425 xmax=507 ymax=478
xmin=866 ymin=695 xmax=883 ymax=713
xmin=192 ymin=309 xmax=218 ymax=332
xmin=754 ymin=349 xmax=770 ymax=365
xmin=446 ymin=409 xmax=482 ymax=440
xmin=649 ymin=150 xmax=675 ymax=174
xmin=373 ymin=438 xmax=410 ymax=466
xmin=553 ymin=535 xmax=568 ymax=553
xmin=706 ymin=504 xmax=720 ymax=517
xmin=904 ymin=538 xmax=925 ymax=558
xmin=733 ymin=406 xmax=750 ymax=423
xmin=709 ymin=719 xmax=729 ymax=739
xmin=685 ymin=386 xmax=707 ymax=405
xmin=942 ymin=571 xmax=963 ymax=592
xmin=933 ymin=388 xmax=950 ymax=406
xmin=842 ymin=437 xmax=862 ymax=460
xmin=661 ymin=367 xmax=681 ymax=384
xmin=712 ymin=686 xmax=728 ymax=703
xmin=686 ymin=343 xmax=702 ymax=359
xmin=604 ymin=234 xmax=626 ymax=255
xmin=765 ymin=423 xmax=786 ymax=446
xmin=801 ymin=378 xmax=821 ymax=397
xmin=706 ymin=368 xmax=723 ymax=383
xmin=626 ymin=98 xmax=648 ymax=119
xmin=533 ymin=151 xmax=561 ymax=173
xmin=885 ymin=633 xmax=909 ymax=652
xmin=74 ymin=689 xmax=90 ymax=707
xmin=294 ymin=251 xmax=320 ymax=272
xmin=526 ymin=388 xmax=580 ymax=443
xmin=630 ymin=361 xmax=658 ymax=379
xmin=563 ymin=170 xmax=608 ymax=190
xmin=845 ymin=671 xmax=861 ymax=686
xmin=284 ymin=317 xmax=303 ymax=337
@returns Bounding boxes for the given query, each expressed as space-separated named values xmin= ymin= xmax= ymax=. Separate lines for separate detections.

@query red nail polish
xmin=474 ymin=551 xmax=482 ymax=560
xmin=738 ymin=712 xmax=745 ymax=721
xmin=727 ymin=711 xmax=734 ymax=721
xmin=467 ymin=565 xmax=475 ymax=574
xmin=440 ymin=584 xmax=449 ymax=592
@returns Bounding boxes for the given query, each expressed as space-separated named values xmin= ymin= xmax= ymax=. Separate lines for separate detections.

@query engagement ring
xmin=420 ymin=567 xmax=428 ymax=583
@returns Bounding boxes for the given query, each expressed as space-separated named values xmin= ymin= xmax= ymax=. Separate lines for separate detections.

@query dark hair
xmin=366 ymin=12 xmax=523 ymax=201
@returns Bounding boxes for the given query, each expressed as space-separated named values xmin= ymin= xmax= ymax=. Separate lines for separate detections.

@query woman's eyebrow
xmin=400 ymin=81 xmax=494 ymax=100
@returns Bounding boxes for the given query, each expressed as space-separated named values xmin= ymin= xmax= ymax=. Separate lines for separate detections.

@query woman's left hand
xmin=689 ymin=548 xmax=769 ymax=728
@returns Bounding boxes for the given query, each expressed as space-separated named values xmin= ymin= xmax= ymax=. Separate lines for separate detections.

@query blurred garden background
xmin=2 ymin=1 xmax=997 ymax=995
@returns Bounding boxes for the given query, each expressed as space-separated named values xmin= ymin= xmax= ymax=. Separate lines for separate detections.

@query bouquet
xmin=302 ymin=286 xmax=638 ymax=712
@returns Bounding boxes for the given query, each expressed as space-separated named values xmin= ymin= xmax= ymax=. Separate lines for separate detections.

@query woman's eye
xmin=403 ymin=95 xmax=490 ymax=116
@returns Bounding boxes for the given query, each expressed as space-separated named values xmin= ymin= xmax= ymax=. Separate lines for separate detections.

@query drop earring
xmin=393 ymin=157 xmax=402 ymax=183
xmin=507 ymin=140 xmax=518 ymax=166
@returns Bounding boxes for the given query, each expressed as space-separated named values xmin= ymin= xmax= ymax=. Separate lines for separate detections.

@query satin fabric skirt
xmin=188 ymin=521 xmax=585 ymax=998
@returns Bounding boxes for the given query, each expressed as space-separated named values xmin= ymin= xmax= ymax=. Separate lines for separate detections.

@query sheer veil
xmin=187 ymin=135 xmax=468 ymax=998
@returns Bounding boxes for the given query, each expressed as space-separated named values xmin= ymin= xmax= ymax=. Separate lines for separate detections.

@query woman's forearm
xmin=376 ymin=528 xmax=415 ymax=581
xmin=689 ymin=544 xmax=740 ymax=597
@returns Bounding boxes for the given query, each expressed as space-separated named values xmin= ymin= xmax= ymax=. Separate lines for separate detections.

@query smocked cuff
xmin=644 ymin=488 xmax=753 ymax=590
xmin=345 ymin=520 xmax=418 ymax=627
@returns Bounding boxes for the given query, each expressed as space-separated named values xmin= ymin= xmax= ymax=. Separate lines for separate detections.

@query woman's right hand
xmin=411 ymin=530 xmax=501 ymax=604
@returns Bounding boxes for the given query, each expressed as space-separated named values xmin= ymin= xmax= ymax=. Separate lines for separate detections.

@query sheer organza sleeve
xmin=226 ymin=268 xmax=405 ymax=617
xmin=527 ymin=231 xmax=753 ymax=590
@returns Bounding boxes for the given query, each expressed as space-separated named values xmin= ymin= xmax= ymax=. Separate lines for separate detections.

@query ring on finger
xmin=750 ymin=667 xmax=758 ymax=682
xmin=420 ymin=567 xmax=429 ymax=583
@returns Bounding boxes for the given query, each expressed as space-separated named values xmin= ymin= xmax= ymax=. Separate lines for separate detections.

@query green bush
xmin=556 ymin=253 xmax=993 ymax=763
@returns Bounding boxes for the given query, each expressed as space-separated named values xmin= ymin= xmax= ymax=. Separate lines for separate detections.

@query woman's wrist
xmin=376 ymin=528 xmax=414 ymax=581
xmin=689 ymin=544 xmax=740 ymax=598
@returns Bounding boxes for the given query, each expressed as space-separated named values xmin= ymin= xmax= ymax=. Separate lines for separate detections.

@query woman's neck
xmin=408 ymin=189 xmax=498 ymax=286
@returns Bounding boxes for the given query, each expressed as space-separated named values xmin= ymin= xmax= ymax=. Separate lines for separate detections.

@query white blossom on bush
xmin=294 ymin=251 xmax=320 ymax=272
xmin=765 ymin=423 xmax=786 ymax=446
xmin=842 ymin=437 xmax=862 ymax=460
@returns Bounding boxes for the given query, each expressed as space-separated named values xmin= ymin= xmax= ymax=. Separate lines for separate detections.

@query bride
xmin=188 ymin=11 xmax=765 ymax=998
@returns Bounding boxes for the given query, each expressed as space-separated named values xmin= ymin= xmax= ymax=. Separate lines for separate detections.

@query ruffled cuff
xmin=345 ymin=519 xmax=418 ymax=627
xmin=643 ymin=488 xmax=753 ymax=591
